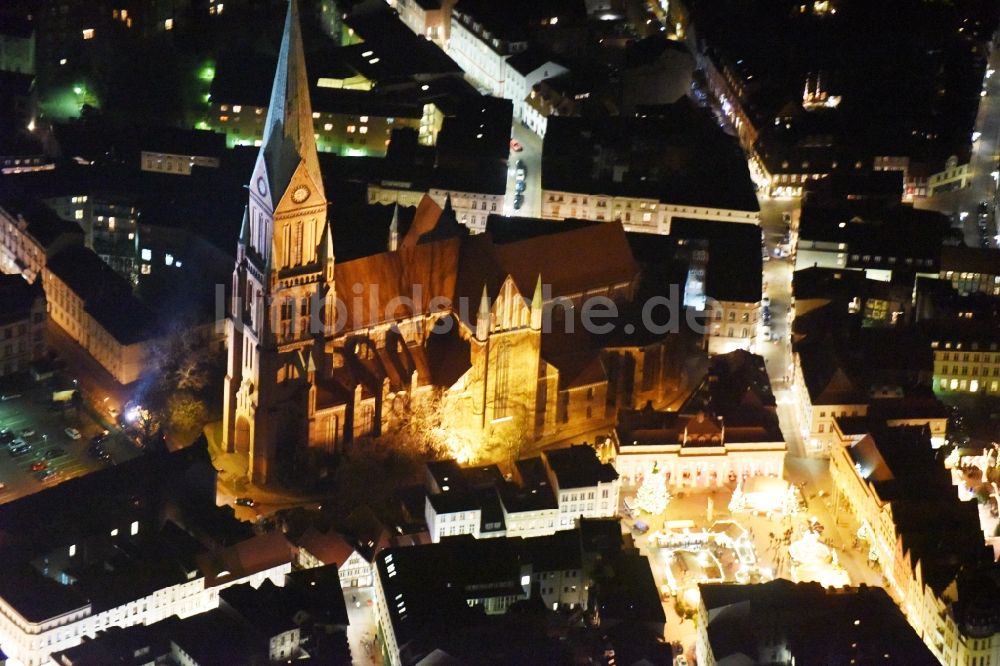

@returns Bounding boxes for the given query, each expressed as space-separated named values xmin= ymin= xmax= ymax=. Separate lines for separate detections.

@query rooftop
xmin=700 ymin=580 xmax=938 ymax=665
xmin=0 ymin=273 xmax=42 ymax=326
xmin=542 ymin=99 xmax=759 ymax=212
xmin=543 ymin=445 xmax=618 ymax=490
xmin=46 ymin=245 xmax=159 ymax=346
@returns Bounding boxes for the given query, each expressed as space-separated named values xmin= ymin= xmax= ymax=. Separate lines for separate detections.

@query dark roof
xmin=485 ymin=214 xmax=597 ymax=243
xmin=0 ymin=197 xmax=84 ymax=249
xmin=52 ymin=618 xmax=179 ymax=666
xmin=544 ymin=445 xmax=618 ymax=490
xmin=678 ymin=350 xmax=781 ymax=440
xmin=0 ymin=70 xmax=33 ymax=96
xmin=670 ymin=218 xmax=763 ymax=302
xmin=169 ymin=608 xmax=258 ymax=665
xmin=701 ymin=580 xmax=937 ymax=665
xmin=0 ymin=438 xmax=216 ymax=560
xmin=451 ymin=0 xmax=588 ymax=46
xmin=505 ymin=47 xmax=563 ymax=77
xmin=940 ymin=245 xmax=1000 ymax=275
xmin=542 ymin=100 xmax=759 ymax=212
xmin=46 ymin=245 xmax=159 ymax=345
xmin=340 ymin=3 xmax=464 ymax=79
xmin=501 ymin=458 xmax=558 ymax=512
xmin=846 ymin=426 xmax=991 ymax=593
xmin=0 ymin=564 xmax=90 ymax=623
xmin=141 ymin=127 xmax=225 ymax=157
xmin=0 ymin=274 xmax=42 ymax=326
xmin=284 ymin=564 xmax=350 ymax=627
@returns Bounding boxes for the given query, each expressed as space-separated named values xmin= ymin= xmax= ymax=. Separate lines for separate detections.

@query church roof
xmin=258 ymin=0 xmax=324 ymax=201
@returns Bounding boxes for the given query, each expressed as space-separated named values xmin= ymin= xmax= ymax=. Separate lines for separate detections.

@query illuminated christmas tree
xmin=635 ymin=461 xmax=670 ymax=515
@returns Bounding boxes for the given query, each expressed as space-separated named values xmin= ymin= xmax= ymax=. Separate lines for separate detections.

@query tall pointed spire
xmin=388 ymin=203 xmax=400 ymax=252
xmin=259 ymin=0 xmax=324 ymax=200
xmin=239 ymin=206 xmax=250 ymax=244
xmin=531 ymin=274 xmax=543 ymax=330
xmin=318 ymin=219 xmax=334 ymax=281
xmin=476 ymin=285 xmax=490 ymax=342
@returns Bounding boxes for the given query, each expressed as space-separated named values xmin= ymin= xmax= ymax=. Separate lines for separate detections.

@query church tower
xmin=222 ymin=0 xmax=333 ymax=484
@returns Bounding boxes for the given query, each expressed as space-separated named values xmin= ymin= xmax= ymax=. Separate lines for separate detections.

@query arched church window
xmin=494 ymin=341 xmax=511 ymax=418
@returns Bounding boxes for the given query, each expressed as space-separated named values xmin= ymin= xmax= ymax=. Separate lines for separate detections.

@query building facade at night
xmin=221 ymin=2 xmax=670 ymax=483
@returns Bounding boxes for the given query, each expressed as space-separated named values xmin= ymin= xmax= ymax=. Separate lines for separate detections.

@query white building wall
xmin=541 ymin=189 xmax=759 ymax=233
xmin=447 ymin=17 xmax=508 ymax=96
xmin=0 ymin=562 xmax=291 ymax=666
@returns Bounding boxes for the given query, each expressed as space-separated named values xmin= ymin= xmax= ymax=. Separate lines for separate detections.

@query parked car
xmin=9 ymin=446 xmax=30 ymax=457
xmin=513 ymin=193 xmax=525 ymax=210
xmin=44 ymin=447 xmax=65 ymax=459
xmin=515 ymin=159 xmax=526 ymax=180
xmin=515 ymin=179 xmax=526 ymax=193
xmin=64 ymin=427 xmax=82 ymax=440
xmin=762 ymin=325 xmax=773 ymax=341
xmin=235 ymin=497 xmax=256 ymax=507
xmin=509 ymin=138 xmax=523 ymax=152
xmin=88 ymin=444 xmax=106 ymax=458
xmin=21 ymin=428 xmax=35 ymax=438
xmin=634 ymin=520 xmax=650 ymax=535
xmin=30 ymin=460 xmax=47 ymax=472
xmin=35 ymin=469 xmax=59 ymax=483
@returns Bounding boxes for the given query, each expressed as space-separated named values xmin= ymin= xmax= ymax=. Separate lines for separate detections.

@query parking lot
xmin=0 ymin=374 xmax=140 ymax=503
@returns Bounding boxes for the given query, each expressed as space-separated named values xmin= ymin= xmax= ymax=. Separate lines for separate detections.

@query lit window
xmin=164 ymin=18 xmax=173 ymax=30
xmin=69 ymin=544 xmax=76 ymax=557
xmin=360 ymin=116 xmax=369 ymax=123
xmin=128 ymin=232 xmax=135 ymax=240
xmin=141 ymin=248 xmax=152 ymax=261
xmin=110 ymin=528 xmax=118 ymax=537
xmin=359 ymin=126 xmax=368 ymax=134
xmin=219 ymin=115 xmax=229 ymax=122
xmin=141 ymin=264 xmax=151 ymax=275
xmin=232 ymin=105 xmax=241 ymax=113
xmin=165 ymin=254 xmax=174 ymax=266
xmin=347 ymin=125 xmax=356 ymax=133
xmin=323 ymin=123 xmax=333 ymax=131
xmin=130 ymin=520 xmax=139 ymax=536
xmin=216 ymin=3 xmax=224 ymax=14
xmin=82 ymin=28 xmax=95 ymax=40
xmin=74 ymin=209 xmax=83 ymax=220
xmin=108 ymin=218 xmax=115 ymax=230
xmin=312 ymin=112 xmax=320 ymax=119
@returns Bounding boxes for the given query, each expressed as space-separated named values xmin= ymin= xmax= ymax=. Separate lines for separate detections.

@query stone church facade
xmin=222 ymin=1 xmax=676 ymax=483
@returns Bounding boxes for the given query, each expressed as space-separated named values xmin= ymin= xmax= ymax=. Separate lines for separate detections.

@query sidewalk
xmin=204 ymin=420 xmax=327 ymax=509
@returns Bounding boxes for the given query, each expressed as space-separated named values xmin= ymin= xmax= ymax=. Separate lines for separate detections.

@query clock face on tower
xmin=255 ymin=176 xmax=267 ymax=197
xmin=292 ymin=186 xmax=310 ymax=204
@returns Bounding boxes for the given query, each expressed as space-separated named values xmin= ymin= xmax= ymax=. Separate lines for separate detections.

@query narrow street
xmin=918 ymin=42 xmax=1000 ymax=247
xmin=505 ymin=121 xmax=543 ymax=218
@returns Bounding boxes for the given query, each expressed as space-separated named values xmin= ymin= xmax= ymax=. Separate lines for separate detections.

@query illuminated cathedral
xmin=222 ymin=0 xmax=675 ymax=483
